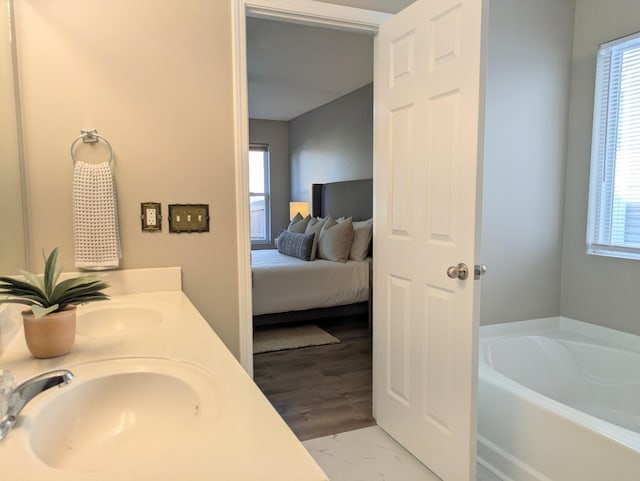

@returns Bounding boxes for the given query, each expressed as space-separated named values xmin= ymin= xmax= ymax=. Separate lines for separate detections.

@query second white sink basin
xmin=76 ymin=302 xmax=164 ymax=337
xmin=25 ymin=357 xmax=223 ymax=472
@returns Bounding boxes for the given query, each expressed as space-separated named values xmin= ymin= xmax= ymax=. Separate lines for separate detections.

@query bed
xmin=252 ymin=179 xmax=372 ymax=327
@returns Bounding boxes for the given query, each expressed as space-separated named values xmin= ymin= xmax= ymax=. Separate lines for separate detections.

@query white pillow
xmin=288 ymin=214 xmax=311 ymax=233
xmin=318 ymin=216 xmax=354 ymax=263
xmin=304 ymin=217 xmax=327 ymax=260
xmin=350 ymin=218 xmax=373 ymax=261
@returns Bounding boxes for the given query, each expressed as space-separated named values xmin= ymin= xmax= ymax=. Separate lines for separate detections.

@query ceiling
xmin=246 ymin=17 xmax=374 ymax=121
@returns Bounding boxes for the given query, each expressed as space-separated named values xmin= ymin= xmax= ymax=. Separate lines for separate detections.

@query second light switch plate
xmin=168 ymin=204 xmax=210 ymax=233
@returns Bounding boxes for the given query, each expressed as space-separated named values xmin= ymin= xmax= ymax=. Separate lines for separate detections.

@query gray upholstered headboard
xmin=312 ymin=179 xmax=373 ymax=221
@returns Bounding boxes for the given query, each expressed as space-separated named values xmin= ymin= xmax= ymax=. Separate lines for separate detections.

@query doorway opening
xmin=242 ymin=10 xmax=379 ymax=440
xmin=232 ymin=0 xmax=389 ymax=377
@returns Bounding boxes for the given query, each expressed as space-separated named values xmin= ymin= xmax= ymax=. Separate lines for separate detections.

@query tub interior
xmin=483 ymin=327 xmax=640 ymax=434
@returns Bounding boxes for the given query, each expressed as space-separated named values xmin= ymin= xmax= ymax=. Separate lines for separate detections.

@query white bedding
xmin=251 ymin=249 xmax=370 ymax=316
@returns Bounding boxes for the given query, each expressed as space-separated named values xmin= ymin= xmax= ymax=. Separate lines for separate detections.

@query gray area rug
xmin=253 ymin=324 xmax=340 ymax=354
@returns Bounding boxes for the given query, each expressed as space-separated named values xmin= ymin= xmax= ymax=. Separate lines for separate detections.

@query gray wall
xmin=480 ymin=0 xmax=574 ymax=325
xmin=13 ymin=0 xmax=243 ymax=357
xmin=560 ymin=0 xmax=640 ymax=335
xmin=289 ymin=83 xmax=373 ymax=204
xmin=249 ymin=119 xmax=290 ymax=249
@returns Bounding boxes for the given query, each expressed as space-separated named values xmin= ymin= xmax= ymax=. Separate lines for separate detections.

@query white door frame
xmin=231 ymin=0 xmax=391 ymax=374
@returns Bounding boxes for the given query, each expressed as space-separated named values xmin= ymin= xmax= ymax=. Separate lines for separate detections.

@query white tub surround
xmin=0 ymin=267 xmax=327 ymax=481
xmin=478 ymin=317 xmax=640 ymax=481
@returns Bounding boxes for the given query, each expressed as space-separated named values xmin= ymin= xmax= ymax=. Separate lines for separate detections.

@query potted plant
xmin=0 ymin=247 xmax=109 ymax=358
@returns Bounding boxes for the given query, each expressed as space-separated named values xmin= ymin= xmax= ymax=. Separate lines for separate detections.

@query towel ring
xmin=70 ymin=129 xmax=113 ymax=165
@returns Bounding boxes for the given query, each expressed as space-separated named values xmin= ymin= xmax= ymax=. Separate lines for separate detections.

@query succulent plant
xmin=0 ymin=247 xmax=109 ymax=318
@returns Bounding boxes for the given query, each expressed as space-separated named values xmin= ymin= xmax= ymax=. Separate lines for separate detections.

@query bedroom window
xmin=249 ymin=144 xmax=271 ymax=244
xmin=587 ymin=31 xmax=640 ymax=260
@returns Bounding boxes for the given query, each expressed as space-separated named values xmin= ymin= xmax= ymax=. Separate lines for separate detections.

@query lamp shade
xmin=289 ymin=201 xmax=310 ymax=220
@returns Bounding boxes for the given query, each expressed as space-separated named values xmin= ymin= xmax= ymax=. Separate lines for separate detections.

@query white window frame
xmin=249 ymin=143 xmax=271 ymax=245
xmin=587 ymin=31 xmax=640 ymax=260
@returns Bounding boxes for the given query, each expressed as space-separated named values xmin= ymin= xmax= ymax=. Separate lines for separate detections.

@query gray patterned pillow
xmin=277 ymin=231 xmax=315 ymax=261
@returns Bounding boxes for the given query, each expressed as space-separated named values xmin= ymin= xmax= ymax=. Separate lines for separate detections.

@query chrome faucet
xmin=0 ymin=369 xmax=73 ymax=441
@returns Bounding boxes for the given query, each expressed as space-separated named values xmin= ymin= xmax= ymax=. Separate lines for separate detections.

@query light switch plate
xmin=168 ymin=204 xmax=210 ymax=233
xmin=141 ymin=202 xmax=162 ymax=231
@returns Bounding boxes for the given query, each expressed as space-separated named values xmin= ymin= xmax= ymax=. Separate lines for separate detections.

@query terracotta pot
xmin=22 ymin=307 xmax=77 ymax=359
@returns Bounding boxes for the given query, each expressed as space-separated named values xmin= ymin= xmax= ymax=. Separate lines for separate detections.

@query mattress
xmin=251 ymin=249 xmax=370 ymax=316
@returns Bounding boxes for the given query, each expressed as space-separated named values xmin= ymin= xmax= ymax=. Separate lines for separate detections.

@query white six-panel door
xmin=373 ymin=0 xmax=484 ymax=480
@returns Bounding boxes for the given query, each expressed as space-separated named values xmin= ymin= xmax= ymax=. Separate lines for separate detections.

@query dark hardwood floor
xmin=253 ymin=315 xmax=375 ymax=441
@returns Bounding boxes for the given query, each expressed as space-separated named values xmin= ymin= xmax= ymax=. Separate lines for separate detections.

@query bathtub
xmin=478 ymin=317 xmax=640 ymax=481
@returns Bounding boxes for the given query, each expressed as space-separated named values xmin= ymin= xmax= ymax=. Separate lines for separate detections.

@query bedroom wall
xmin=560 ymin=0 xmax=640 ymax=336
xmin=479 ymin=0 xmax=573 ymax=326
xmin=249 ymin=119 xmax=289 ymax=249
xmin=289 ymin=83 xmax=373 ymax=204
xmin=12 ymin=0 xmax=241 ymax=357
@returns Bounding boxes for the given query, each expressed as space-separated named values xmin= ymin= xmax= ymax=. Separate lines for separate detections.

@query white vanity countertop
xmin=0 ymin=267 xmax=328 ymax=481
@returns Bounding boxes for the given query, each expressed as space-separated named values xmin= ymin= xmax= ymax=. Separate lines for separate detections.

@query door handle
xmin=446 ymin=263 xmax=469 ymax=280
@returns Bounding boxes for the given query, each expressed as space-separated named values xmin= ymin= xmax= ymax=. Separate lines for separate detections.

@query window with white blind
xmin=249 ymin=144 xmax=271 ymax=244
xmin=587 ymin=31 xmax=640 ymax=259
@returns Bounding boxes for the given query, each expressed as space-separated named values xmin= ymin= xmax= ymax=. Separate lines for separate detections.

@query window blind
xmin=249 ymin=144 xmax=271 ymax=243
xmin=587 ymin=32 xmax=640 ymax=259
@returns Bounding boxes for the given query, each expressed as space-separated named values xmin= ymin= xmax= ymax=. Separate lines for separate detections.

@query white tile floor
xmin=303 ymin=426 xmax=502 ymax=481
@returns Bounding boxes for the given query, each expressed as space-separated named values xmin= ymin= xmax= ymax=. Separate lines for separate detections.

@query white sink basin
xmin=76 ymin=302 xmax=164 ymax=337
xmin=26 ymin=357 xmax=223 ymax=472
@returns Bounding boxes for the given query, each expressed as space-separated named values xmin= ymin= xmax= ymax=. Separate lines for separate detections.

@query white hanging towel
xmin=73 ymin=161 xmax=122 ymax=270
